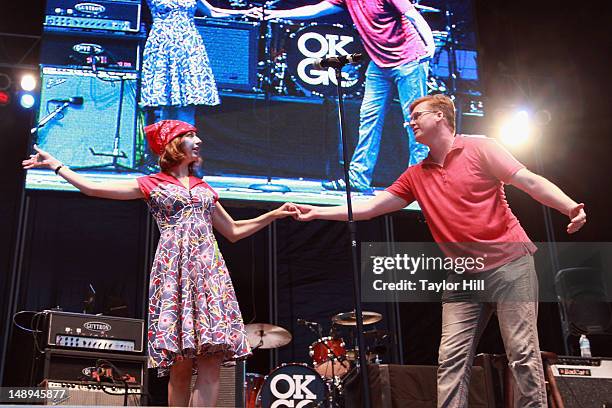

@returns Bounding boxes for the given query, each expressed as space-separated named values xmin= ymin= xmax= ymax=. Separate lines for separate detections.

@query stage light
xmin=0 ymin=90 xmax=10 ymax=106
xmin=499 ymin=110 xmax=532 ymax=147
xmin=20 ymin=73 xmax=37 ymax=92
xmin=20 ymin=93 xmax=36 ymax=109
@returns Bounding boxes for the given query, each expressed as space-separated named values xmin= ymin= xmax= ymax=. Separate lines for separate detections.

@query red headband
xmin=144 ymin=120 xmax=197 ymax=156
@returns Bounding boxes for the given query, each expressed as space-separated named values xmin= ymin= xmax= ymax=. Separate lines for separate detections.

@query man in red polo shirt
xmin=294 ymin=94 xmax=586 ymax=407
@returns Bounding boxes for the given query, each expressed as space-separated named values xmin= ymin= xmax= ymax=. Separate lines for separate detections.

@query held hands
xmin=292 ymin=204 xmax=319 ymax=221
xmin=567 ymin=203 xmax=586 ymax=234
xmin=272 ymin=203 xmax=320 ymax=221
xmin=22 ymin=145 xmax=61 ymax=172
xmin=272 ymin=202 xmax=301 ymax=220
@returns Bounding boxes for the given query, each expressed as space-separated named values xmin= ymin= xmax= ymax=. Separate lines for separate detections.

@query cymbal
xmin=245 ymin=323 xmax=292 ymax=350
xmin=332 ymin=311 xmax=382 ymax=326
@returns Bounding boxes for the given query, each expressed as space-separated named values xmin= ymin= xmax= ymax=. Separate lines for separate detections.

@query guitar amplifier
xmin=42 ymin=380 xmax=143 ymax=406
xmin=549 ymin=356 xmax=612 ymax=408
xmin=194 ymin=17 xmax=259 ymax=91
xmin=44 ymin=0 xmax=142 ymax=33
xmin=41 ymin=27 xmax=144 ymax=71
xmin=40 ymin=310 xmax=144 ymax=354
xmin=38 ymin=349 xmax=147 ymax=406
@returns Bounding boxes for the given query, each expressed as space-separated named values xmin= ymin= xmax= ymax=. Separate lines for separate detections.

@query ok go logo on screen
xmin=296 ymin=33 xmax=359 ymax=88
xmin=269 ymin=373 xmax=317 ymax=407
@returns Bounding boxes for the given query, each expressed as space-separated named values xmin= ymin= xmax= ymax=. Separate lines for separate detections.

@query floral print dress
xmin=141 ymin=0 xmax=220 ymax=107
xmin=137 ymin=172 xmax=250 ymax=376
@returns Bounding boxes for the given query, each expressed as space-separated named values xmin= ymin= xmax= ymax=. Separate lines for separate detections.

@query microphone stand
xmin=249 ymin=2 xmax=291 ymax=193
xmin=30 ymin=102 xmax=71 ymax=135
xmin=331 ymin=67 xmax=371 ymax=408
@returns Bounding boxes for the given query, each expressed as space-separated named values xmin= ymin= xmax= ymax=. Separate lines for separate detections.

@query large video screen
xmin=26 ymin=0 xmax=482 ymax=210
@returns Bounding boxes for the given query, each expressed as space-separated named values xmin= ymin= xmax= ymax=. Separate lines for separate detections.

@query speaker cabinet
xmin=38 ymin=349 xmax=147 ymax=406
xmin=549 ymin=357 xmax=612 ymax=408
xmin=194 ymin=18 xmax=258 ymax=91
xmin=344 ymin=364 xmax=496 ymax=408
xmin=36 ymin=66 xmax=139 ymax=169
xmin=42 ymin=380 xmax=143 ymax=406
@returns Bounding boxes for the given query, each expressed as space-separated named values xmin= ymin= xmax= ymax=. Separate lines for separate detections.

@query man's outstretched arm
xmin=296 ymin=191 xmax=409 ymax=222
xmin=509 ymin=168 xmax=586 ymax=234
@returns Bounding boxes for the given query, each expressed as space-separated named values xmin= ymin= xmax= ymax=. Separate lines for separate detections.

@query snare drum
xmin=245 ymin=373 xmax=264 ymax=408
xmin=258 ymin=363 xmax=327 ymax=408
xmin=309 ymin=337 xmax=350 ymax=378
xmin=286 ymin=23 xmax=367 ymax=98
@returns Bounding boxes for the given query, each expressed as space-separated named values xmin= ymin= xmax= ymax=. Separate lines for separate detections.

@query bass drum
xmin=286 ymin=23 xmax=367 ymax=98
xmin=258 ymin=363 xmax=328 ymax=408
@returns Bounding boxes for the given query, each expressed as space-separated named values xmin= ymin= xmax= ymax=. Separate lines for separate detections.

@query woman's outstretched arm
xmin=23 ymin=145 xmax=144 ymax=200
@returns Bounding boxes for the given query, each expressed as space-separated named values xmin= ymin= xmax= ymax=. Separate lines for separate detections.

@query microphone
xmin=49 ymin=96 xmax=84 ymax=105
xmin=313 ymin=53 xmax=363 ymax=69
xmin=297 ymin=318 xmax=320 ymax=327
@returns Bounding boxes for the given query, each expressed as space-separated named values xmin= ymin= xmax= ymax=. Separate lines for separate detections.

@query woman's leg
xmin=168 ymin=359 xmax=193 ymax=407
xmin=190 ymin=353 xmax=224 ymax=407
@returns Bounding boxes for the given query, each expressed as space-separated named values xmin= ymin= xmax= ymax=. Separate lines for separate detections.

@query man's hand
xmin=294 ymin=204 xmax=320 ymax=221
xmin=567 ymin=203 xmax=586 ymax=234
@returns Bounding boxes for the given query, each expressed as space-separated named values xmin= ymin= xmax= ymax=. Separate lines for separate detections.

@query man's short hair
xmin=409 ymin=94 xmax=456 ymax=133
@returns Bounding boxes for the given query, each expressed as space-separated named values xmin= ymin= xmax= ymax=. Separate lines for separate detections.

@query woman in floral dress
xmin=141 ymin=0 xmax=249 ymax=125
xmin=23 ymin=120 xmax=298 ymax=406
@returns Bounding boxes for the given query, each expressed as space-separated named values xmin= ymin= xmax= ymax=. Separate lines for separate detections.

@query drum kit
xmin=253 ymin=1 xmax=455 ymax=99
xmin=244 ymin=310 xmax=388 ymax=408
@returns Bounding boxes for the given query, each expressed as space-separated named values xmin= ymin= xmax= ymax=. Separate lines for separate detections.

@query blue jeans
xmin=348 ymin=60 xmax=429 ymax=188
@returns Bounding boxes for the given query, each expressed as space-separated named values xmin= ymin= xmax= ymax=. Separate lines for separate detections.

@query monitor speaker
xmin=343 ymin=363 xmax=496 ymax=408
xmin=549 ymin=356 xmax=612 ymax=408
xmin=36 ymin=66 xmax=139 ymax=169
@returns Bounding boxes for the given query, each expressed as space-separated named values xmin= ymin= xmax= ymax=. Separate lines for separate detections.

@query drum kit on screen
xmin=255 ymin=2 xmax=451 ymax=99
xmin=244 ymin=310 xmax=388 ymax=408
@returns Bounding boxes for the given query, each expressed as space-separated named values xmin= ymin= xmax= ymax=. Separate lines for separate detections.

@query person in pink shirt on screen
xmin=294 ymin=94 xmax=586 ymax=407
xmin=264 ymin=0 xmax=436 ymax=192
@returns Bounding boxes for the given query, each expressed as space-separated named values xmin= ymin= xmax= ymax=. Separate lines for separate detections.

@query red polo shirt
xmin=386 ymin=135 xmax=537 ymax=271
xmin=325 ymin=0 xmax=427 ymax=68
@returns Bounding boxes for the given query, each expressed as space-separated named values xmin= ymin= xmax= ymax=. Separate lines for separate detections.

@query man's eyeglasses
xmin=409 ymin=110 xmax=439 ymax=122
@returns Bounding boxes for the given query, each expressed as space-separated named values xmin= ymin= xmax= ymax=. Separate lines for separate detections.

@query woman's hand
xmin=273 ymin=202 xmax=301 ymax=220
xmin=22 ymin=145 xmax=62 ymax=171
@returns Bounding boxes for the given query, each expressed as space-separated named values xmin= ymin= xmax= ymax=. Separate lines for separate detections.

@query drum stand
xmin=330 ymin=67 xmax=372 ymax=408
xmin=303 ymin=323 xmax=347 ymax=407
xmin=249 ymin=4 xmax=291 ymax=193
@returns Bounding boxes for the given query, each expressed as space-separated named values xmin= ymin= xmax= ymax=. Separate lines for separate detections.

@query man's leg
xmin=333 ymin=61 xmax=393 ymax=190
xmin=437 ymin=301 xmax=493 ymax=408
xmin=494 ymin=256 xmax=548 ymax=407
xmin=395 ymin=60 xmax=429 ymax=165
